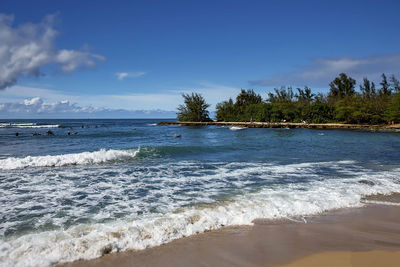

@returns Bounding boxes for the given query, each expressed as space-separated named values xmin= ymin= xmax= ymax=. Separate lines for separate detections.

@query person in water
xmin=46 ymin=130 xmax=54 ymax=135
xmin=15 ymin=132 xmax=19 ymax=136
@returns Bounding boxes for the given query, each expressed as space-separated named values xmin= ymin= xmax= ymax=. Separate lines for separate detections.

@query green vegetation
xmin=214 ymin=73 xmax=400 ymax=124
xmin=177 ymin=93 xmax=212 ymax=122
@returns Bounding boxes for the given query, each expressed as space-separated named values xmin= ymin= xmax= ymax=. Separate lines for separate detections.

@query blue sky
xmin=1 ymin=0 xmax=400 ymax=118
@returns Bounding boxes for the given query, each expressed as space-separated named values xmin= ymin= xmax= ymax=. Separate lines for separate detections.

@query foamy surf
xmin=0 ymin=148 xmax=140 ymax=170
xmin=0 ymin=123 xmax=60 ymax=128
xmin=1 ymin=161 xmax=399 ymax=267
xmin=229 ymin=126 xmax=246 ymax=131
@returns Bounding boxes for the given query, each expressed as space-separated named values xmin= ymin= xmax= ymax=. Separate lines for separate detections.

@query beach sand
xmin=61 ymin=195 xmax=400 ymax=267
xmin=279 ymin=250 xmax=400 ymax=267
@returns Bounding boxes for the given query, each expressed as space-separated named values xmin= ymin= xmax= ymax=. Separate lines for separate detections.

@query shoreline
xmin=157 ymin=121 xmax=400 ymax=131
xmin=60 ymin=200 xmax=400 ymax=267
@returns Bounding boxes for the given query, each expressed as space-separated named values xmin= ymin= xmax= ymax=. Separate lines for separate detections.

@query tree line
xmin=177 ymin=73 xmax=400 ymax=124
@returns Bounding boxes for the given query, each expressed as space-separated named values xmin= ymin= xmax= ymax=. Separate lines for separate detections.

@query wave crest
xmin=0 ymin=148 xmax=140 ymax=170
xmin=0 ymin=123 xmax=60 ymax=128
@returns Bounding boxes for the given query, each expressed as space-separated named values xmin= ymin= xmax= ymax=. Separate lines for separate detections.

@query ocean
xmin=1 ymin=119 xmax=400 ymax=266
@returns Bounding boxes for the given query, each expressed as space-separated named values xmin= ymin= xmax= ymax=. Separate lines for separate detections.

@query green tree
xmin=379 ymin=73 xmax=391 ymax=96
xmin=235 ymin=89 xmax=262 ymax=106
xmin=177 ymin=93 xmax=211 ymax=122
xmin=296 ymin=86 xmax=315 ymax=105
xmin=268 ymin=86 xmax=295 ymax=103
xmin=216 ymin=98 xmax=237 ymax=121
xmin=390 ymin=74 xmax=400 ymax=93
xmin=328 ymin=73 xmax=356 ymax=101
xmin=386 ymin=93 xmax=400 ymax=122
xmin=359 ymin=77 xmax=376 ymax=98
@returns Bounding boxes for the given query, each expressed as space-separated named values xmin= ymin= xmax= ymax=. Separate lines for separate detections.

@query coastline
xmin=60 ymin=199 xmax=400 ymax=267
xmin=157 ymin=121 xmax=400 ymax=131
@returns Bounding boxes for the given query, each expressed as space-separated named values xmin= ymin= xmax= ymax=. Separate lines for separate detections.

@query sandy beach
xmin=60 ymin=195 xmax=400 ymax=267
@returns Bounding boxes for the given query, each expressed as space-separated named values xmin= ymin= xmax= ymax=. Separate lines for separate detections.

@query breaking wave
xmin=1 ymin=160 xmax=400 ymax=266
xmin=0 ymin=148 xmax=140 ymax=170
xmin=229 ymin=126 xmax=246 ymax=131
xmin=0 ymin=123 xmax=60 ymax=128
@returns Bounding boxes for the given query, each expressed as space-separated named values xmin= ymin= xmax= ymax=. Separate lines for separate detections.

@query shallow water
xmin=1 ymin=119 xmax=400 ymax=266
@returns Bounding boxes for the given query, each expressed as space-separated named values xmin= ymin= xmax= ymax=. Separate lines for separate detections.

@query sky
xmin=1 ymin=0 xmax=400 ymax=118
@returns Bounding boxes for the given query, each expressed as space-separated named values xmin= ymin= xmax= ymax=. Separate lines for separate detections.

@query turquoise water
xmin=1 ymin=119 xmax=400 ymax=266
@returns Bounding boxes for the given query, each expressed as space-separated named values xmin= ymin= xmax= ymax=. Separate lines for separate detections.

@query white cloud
xmin=115 ymin=71 xmax=146 ymax=80
xmin=0 ymin=97 xmax=176 ymax=118
xmin=55 ymin=49 xmax=105 ymax=72
xmin=249 ymin=53 xmax=400 ymax=88
xmin=116 ymin=72 xmax=128 ymax=80
xmin=0 ymin=13 xmax=105 ymax=89
xmin=0 ymin=97 xmax=99 ymax=114
xmin=0 ymin=81 xmax=241 ymax=116
xmin=23 ymin=96 xmax=42 ymax=106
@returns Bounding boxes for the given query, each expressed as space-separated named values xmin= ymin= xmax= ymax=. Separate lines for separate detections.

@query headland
xmin=158 ymin=121 xmax=400 ymax=131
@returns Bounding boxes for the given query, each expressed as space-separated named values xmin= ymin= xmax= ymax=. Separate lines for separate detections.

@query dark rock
xmin=101 ymin=244 xmax=112 ymax=255
xmin=358 ymin=180 xmax=375 ymax=186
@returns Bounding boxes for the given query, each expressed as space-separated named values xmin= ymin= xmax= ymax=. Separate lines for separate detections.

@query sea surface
xmin=1 ymin=119 xmax=400 ymax=266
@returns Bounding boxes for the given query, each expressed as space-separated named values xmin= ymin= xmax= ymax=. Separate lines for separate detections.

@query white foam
xmin=16 ymin=124 xmax=60 ymax=128
xmin=229 ymin=126 xmax=246 ymax=131
xmin=361 ymin=200 xmax=400 ymax=206
xmin=0 ymin=123 xmax=59 ymax=128
xmin=0 ymin=148 xmax=140 ymax=170
xmin=1 ymin=161 xmax=400 ymax=267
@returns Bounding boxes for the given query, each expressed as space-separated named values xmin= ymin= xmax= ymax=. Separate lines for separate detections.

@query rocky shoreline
xmin=158 ymin=121 xmax=400 ymax=131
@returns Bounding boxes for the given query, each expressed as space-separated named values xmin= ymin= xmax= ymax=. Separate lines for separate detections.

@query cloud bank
xmin=115 ymin=72 xmax=147 ymax=80
xmin=0 ymin=97 xmax=175 ymax=118
xmin=250 ymin=53 xmax=400 ymax=88
xmin=0 ymin=13 xmax=105 ymax=89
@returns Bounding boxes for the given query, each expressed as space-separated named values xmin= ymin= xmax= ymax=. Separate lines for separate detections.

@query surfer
xmin=15 ymin=132 xmax=19 ymax=136
xmin=46 ymin=130 xmax=54 ymax=135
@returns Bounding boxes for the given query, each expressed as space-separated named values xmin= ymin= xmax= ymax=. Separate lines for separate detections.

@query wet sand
xmin=61 ymin=197 xmax=400 ymax=267
xmin=279 ymin=250 xmax=400 ymax=267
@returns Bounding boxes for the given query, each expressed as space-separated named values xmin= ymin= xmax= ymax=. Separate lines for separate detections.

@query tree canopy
xmin=177 ymin=93 xmax=211 ymax=122
xmin=177 ymin=73 xmax=400 ymax=124
xmin=214 ymin=73 xmax=400 ymax=124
